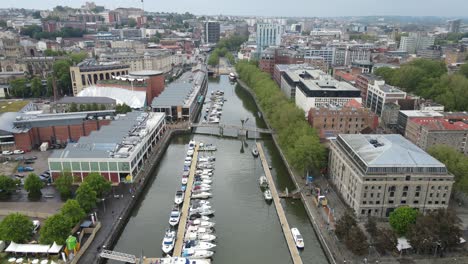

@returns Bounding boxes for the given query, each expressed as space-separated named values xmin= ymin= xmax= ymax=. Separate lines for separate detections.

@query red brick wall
xmin=69 ymin=124 xmax=85 ymax=142
xmin=110 ymin=173 xmax=119 ymax=183
xmin=38 ymin=127 xmax=54 ymax=143
xmin=53 ymin=125 xmax=70 ymax=142
xmin=147 ymin=74 xmax=165 ymax=105
xmin=14 ymin=132 xmax=33 ymax=151
xmin=84 ymin=120 xmax=98 ymax=136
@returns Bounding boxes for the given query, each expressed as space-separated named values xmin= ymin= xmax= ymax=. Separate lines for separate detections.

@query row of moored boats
xmin=202 ymin=90 xmax=225 ymax=124
xmin=161 ymin=140 xmax=217 ymax=262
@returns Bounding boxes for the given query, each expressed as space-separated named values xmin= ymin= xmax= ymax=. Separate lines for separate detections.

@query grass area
xmin=0 ymin=100 xmax=30 ymax=113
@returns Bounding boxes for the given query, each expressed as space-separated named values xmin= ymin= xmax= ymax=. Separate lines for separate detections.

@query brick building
xmin=355 ymin=73 xmax=381 ymax=103
xmin=259 ymin=47 xmax=305 ymax=76
xmin=308 ymin=99 xmax=378 ymax=139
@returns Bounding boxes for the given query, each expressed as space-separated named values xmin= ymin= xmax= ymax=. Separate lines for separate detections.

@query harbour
xmin=109 ymin=75 xmax=329 ymax=264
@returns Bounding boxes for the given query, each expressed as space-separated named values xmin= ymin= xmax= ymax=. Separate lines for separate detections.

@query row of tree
xmin=69 ymin=102 xmax=107 ymax=112
xmin=236 ymin=61 xmax=326 ymax=172
xmin=21 ymin=25 xmax=86 ymax=40
xmin=0 ymin=172 xmax=111 ymax=244
xmin=208 ymin=35 xmax=248 ymax=66
xmin=9 ymin=77 xmax=45 ymax=98
xmin=0 ymin=174 xmax=43 ymax=200
xmin=374 ymin=58 xmax=468 ymax=111
xmin=427 ymin=145 xmax=468 ymax=195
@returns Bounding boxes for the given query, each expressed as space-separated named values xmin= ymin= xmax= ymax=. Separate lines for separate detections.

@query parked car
xmin=18 ymin=166 xmax=34 ymax=172
xmin=13 ymin=150 xmax=25 ymax=154
xmin=14 ymin=156 xmax=24 ymax=161
xmin=2 ymin=150 xmax=13 ymax=155
xmin=25 ymin=156 xmax=37 ymax=160
xmin=24 ymin=160 xmax=35 ymax=164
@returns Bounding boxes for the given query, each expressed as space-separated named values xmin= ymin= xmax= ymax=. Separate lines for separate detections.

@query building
xmin=417 ymin=45 xmax=442 ymax=60
xmin=366 ymin=81 xmax=407 ymax=116
xmin=308 ymin=99 xmax=378 ymax=139
xmin=279 ymin=65 xmax=316 ymax=100
xmin=0 ymin=110 xmax=116 ymax=151
xmin=405 ymin=117 xmax=468 ymax=155
xmin=70 ymin=59 xmax=131 ymax=95
xmin=399 ymin=32 xmax=435 ymax=54
xmin=78 ymin=70 xmax=165 ymax=108
xmin=294 ymin=70 xmax=362 ymax=114
xmin=48 ymin=112 xmax=166 ymax=183
xmin=355 ymin=73 xmax=381 ymax=103
xmin=303 ymin=47 xmax=335 ymax=65
xmin=397 ymin=110 xmax=444 ymax=135
xmin=152 ymin=64 xmax=207 ymax=121
xmin=110 ymin=28 xmax=142 ymax=40
xmin=52 ymin=97 xmax=116 ymax=113
xmin=447 ymin=19 xmax=461 ymax=33
xmin=329 ymin=134 xmax=454 ymax=219
xmin=259 ymin=47 xmax=305 ymax=75
xmin=204 ymin=21 xmax=220 ymax=44
xmin=381 ymin=103 xmax=400 ymax=128
xmin=256 ymin=23 xmax=282 ymax=52
xmin=99 ymin=49 xmax=172 ymax=73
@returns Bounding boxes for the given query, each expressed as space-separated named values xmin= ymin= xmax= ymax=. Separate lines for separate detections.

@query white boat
xmin=252 ymin=148 xmax=259 ymax=157
xmin=184 ymin=240 xmax=216 ymax=250
xmin=190 ymin=205 xmax=212 ymax=213
xmin=192 ymin=187 xmax=211 ymax=192
xmin=187 ymin=149 xmax=194 ymax=156
xmin=181 ymin=176 xmax=188 ymax=185
xmin=186 ymin=226 xmax=214 ymax=234
xmin=194 ymin=179 xmax=212 ymax=184
xmin=188 ymin=140 xmax=196 ymax=148
xmin=184 ymin=160 xmax=192 ymax=166
xmin=189 ymin=219 xmax=215 ymax=228
xmin=291 ymin=227 xmax=305 ymax=249
xmin=208 ymin=118 xmax=220 ymax=124
xmin=189 ymin=215 xmax=211 ymax=221
xmin=185 ymin=232 xmax=216 ymax=242
xmin=189 ymin=209 xmax=215 ymax=216
xmin=174 ymin=191 xmax=184 ymax=205
xmin=195 ymin=175 xmax=211 ymax=180
xmin=191 ymin=200 xmax=211 ymax=206
xmin=158 ymin=257 xmax=211 ymax=264
xmin=259 ymin=176 xmax=268 ymax=188
xmin=182 ymin=248 xmax=214 ymax=259
xmin=169 ymin=207 xmax=181 ymax=226
xmin=229 ymin=72 xmax=237 ymax=81
xmin=193 ymin=183 xmax=211 ymax=188
xmin=161 ymin=229 xmax=176 ymax=254
xmin=185 ymin=156 xmax=192 ymax=162
xmin=192 ymin=192 xmax=212 ymax=199
xmin=198 ymin=156 xmax=215 ymax=162
xmin=264 ymin=189 xmax=273 ymax=201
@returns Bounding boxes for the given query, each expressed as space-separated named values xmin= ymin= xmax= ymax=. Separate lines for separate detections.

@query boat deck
xmin=173 ymin=144 xmax=199 ymax=257
xmin=140 ymin=258 xmax=211 ymax=264
xmin=257 ymin=142 xmax=303 ymax=264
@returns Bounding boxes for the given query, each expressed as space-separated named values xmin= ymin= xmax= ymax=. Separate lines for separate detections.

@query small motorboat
xmin=181 ymin=184 xmax=187 ymax=192
xmin=189 ymin=219 xmax=215 ymax=228
xmin=182 ymin=248 xmax=214 ymax=259
xmin=192 ymin=192 xmax=212 ymax=199
xmin=194 ymin=179 xmax=212 ymax=184
xmin=264 ymin=189 xmax=273 ymax=201
xmin=169 ymin=207 xmax=181 ymax=226
xmin=291 ymin=227 xmax=305 ymax=249
xmin=159 ymin=257 xmax=210 ymax=264
xmin=184 ymin=240 xmax=217 ymax=250
xmin=191 ymin=200 xmax=210 ymax=206
xmin=185 ymin=233 xmax=216 ymax=242
xmin=189 ymin=208 xmax=215 ymax=216
xmin=184 ymin=160 xmax=192 ymax=166
xmin=190 ymin=205 xmax=212 ymax=213
xmin=188 ymin=140 xmax=196 ymax=149
xmin=181 ymin=176 xmax=188 ymax=185
xmin=229 ymin=72 xmax=237 ymax=81
xmin=174 ymin=190 xmax=184 ymax=205
xmin=252 ymin=148 xmax=259 ymax=157
xmin=192 ymin=186 xmax=211 ymax=192
xmin=193 ymin=182 xmax=211 ymax=188
xmin=259 ymin=176 xmax=268 ymax=188
xmin=188 ymin=214 xmax=211 ymax=221
xmin=187 ymin=149 xmax=194 ymax=156
xmin=186 ymin=226 xmax=214 ymax=234
xmin=161 ymin=229 xmax=176 ymax=254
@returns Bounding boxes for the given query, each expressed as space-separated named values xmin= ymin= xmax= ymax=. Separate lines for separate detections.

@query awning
xmin=5 ymin=242 xmax=50 ymax=253
xmin=396 ymin=237 xmax=412 ymax=251
xmin=47 ymin=242 xmax=63 ymax=254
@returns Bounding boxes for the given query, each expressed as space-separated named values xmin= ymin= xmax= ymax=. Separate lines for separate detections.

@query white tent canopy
xmin=396 ymin=237 xmax=412 ymax=252
xmin=5 ymin=242 xmax=63 ymax=254
xmin=78 ymin=86 xmax=146 ymax=109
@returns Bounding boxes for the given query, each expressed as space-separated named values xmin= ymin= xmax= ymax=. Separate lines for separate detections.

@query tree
xmin=0 ymin=20 xmax=7 ymax=28
xmin=115 ymin=103 xmax=132 ymax=114
xmin=79 ymin=103 xmax=87 ymax=112
xmin=0 ymin=175 xmax=17 ymax=199
xmin=30 ymin=77 xmax=43 ymax=98
xmin=54 ymin=171 xmax=74 ymax=200
xmin=428 ymin=145 xmax=468 ymax=194
xmin=52 ymin=59 xmax=72 ymax=96
xmin=128 ymin=18 xmax=137 ymax=27
xmin=208 ymin=52 xmax=219 ymax=67
xmin=0 ymin=213 xmax=34 ymax=243
xmin=365 ymin=216 xmax=378 ymax=237
xmin=345 ymin=226 xmax=369 ymax=255
xmin=20 ymin=25 xmax=43 ymax=38
xmin=46 ymin=76 xmax=54 ymax=97
xmin=24 ymin=173 xmax=44 ymax=199
xmin=75 ymin=182 xmax=97 ymax=212
xmin=39 ymin=213 xmax=70 ymax=244
xmin=69 ymin=52 xmax=88 ymax=65
xmin=61 ymin=199 xmax=85 ymax=228
xmin=9 ymin=78 xmax=29 ymax=98
xmin=91 ymin=102 xmax=98 ymax=111
xmin=374 ymin=228 xmax=397 ymax=254
xmin=335 ymin=210 xmax=358 ymax=240
xmin=389 ymin=206 xmax=419 ymax=236
xmin=69 ymin=102 xmax=78 ymax=112
xmin=459 ymin=64 xmax=468 ymax=79
xmin=83 ymin=172 xmax=111 ymax=198
xmin=32 ymin=11 xmax=41 ymax=19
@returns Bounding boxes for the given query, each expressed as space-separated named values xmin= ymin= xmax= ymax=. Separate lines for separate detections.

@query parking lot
xmin=1 ymin=149 xmax=52 ymax=177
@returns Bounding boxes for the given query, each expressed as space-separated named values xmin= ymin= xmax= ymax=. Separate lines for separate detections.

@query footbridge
xmin=190 ymin=122 xmax=272 ymax=134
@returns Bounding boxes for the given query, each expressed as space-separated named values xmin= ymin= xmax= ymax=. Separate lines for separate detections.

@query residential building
xmin=279 ymin=65 xmax=316 ymax=100
xmin=205 ymin=21 xmax=220 ymax=44
xmin=308 ymin=99 xmax=378 ymax=139
xmin=303 ymin=47 xmax=335 ymax=65
xmin=70 ymin=59 xmax=131 ymax=95
xmin=366 ymin=81 xmax=407 ymax=116
xmin=110 ymin=28 xmax=142 ymax=40
xmin=48 ymin=111 xmax=166 ymax=183
xmin=417 ymin=45 xmax=442 ymax=60
xmin=99 ymin=49 xmax=172 ymax=73
xmin=447 ymin=19 xmax=461 ymax=33
xmin=256 ymin=23 xmax=282 ymax=51
xmin=397 ymin=110 xmax=444 ymax=135
xmin=355 ymin=73 xmax=381 ymax=103
xmin=329 ymin=134 xmax=454 ymax=219
xmin=405 ymin=117 xmax=468 ymax=155
xmin=259 ymin=47 xmax=305 ymax=75
xmin=294 ymin=70 xmax=362 ymax=114
xmin=399 ymin=32 xmax=435 ymax=54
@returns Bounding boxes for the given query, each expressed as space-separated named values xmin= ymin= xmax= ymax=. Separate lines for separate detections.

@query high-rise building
xmin=366 ymin=81 xmax=407 ymax=116
xmin=399 ymin=32 xmax=435 ymax=54
xmin=256 ymin=23 xmax=282 ymax=51
xmin=447 ymin=19 xmax=461 ymax=33
xmin=329 ymin=134 xmax=454 ymax=219
xmin=205 ymin=21 xmax=220 ymax=44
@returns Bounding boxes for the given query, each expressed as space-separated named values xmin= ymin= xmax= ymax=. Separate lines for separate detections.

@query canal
xmin=111 ymin=76 xmax=329 ymax=264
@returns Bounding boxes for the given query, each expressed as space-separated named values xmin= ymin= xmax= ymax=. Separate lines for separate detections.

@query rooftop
xmin=78 ymin=86 xmax=146 ymax=109
xmin=400 ymin=110 xmax=444 ymax=118
xmin=56 ymin=96 xmax=116 ymax=104
xmin=337 ymin=134 xmax=446 ymax=169
xmin=50 ymin=112 xmax=165 ymax=160
xmin=410 ymin=118 xmax=468 ymax=131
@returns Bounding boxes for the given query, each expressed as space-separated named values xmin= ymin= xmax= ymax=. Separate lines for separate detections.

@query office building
xmin=256 ymin=23 xmax=282 ymax=51
xmin=205 ymin=21 xmax=220 ymax=44
xmin=308 ymin=99 xmax=378 ymax=139
xmin=397 ymin=110 xmax=444 ymax=135
xmin=355 ymin=73 xmax=381 ymax=103
xmin=303 ymin=47 xmax=335 ymax=65
xmin=49 ymin=112 xmax=166 ymax=183
xmin=399 ymin=32 xmax=435 ymax=54
xmin=447 ymin=19 xmax=461 ymax=33
xmin=366 ymin=81 xmax=407 ymax=116
xmin=329 ymin=134 xmax=454 ymax=219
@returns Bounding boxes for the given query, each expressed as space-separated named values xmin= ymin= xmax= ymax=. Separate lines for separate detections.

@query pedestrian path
xmin=257 ymin=142 xmax=303 ymax=264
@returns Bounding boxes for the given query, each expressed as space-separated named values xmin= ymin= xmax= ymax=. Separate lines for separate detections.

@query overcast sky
xmin=1 ymin=0 xmax=467 ymax=17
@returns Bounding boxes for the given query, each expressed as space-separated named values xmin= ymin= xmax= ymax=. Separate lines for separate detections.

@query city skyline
xmin=1 ymin=0 xmax=468 ymax=17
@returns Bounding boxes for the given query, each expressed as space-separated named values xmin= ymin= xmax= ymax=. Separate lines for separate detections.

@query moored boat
xmin=161 ymin=229 xmax=176 ymax=254
xmin=174 ymin=190 xmax=184 ymax=205
xmin=252 ymin=148 xmax=259 ymax=157
xmin=264 ymin=189 xmax=273 ymax=201
xmin=259 ymin=175 xmax=268 ymax=188
xmin=169 ymin=207 xmax=181 ymax=226
xmin=182 ymin=248 xmax=214 ymax=259
xmin=291 ymin=227 xmax=305 ymax=249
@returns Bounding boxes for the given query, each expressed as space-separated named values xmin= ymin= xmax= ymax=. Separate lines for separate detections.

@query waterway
xmin=111 ymin=76 xmax=328 ymax=264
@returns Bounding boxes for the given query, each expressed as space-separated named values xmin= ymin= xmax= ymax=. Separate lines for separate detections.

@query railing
xmin=99 ymin=250 xmax=137 ymax=263
xmin=190 ymin=122 xmax=272 ymax=134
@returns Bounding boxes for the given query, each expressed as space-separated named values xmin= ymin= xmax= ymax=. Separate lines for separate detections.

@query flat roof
xmin=56 ymin=96 xmax=116 ymax=104
xmin=379 ymin=84 xmax=405 ymax=93
xmin=50 ymin=112 xmax=165 ymax=159
xmin=337 ymin=134 xmax=446 ymax=168
xmin=129 ymin=70 xmax=163 ymax=76
xmin=400 ymin=110 xmax=444 ymax=118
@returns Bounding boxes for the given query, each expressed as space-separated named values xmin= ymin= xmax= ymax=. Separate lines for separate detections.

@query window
xmin=364 ymin=186 xmax=368 ymax=190
xmin=403 ymin=186 xmax=409 ymax=191
xmin=99 ymin=162 xmax=109 ymax=171
xmin=72 ymin=162 xmax=80 ymax=170
xmin=361 ymin=210 xmax=366 ymax=215
xmin=364 ymin=193 xmax=367 ymax=198
xmin=389 ymin=192 xmax=395 ymax=197
xmin=376 ymin=201 xmax=380 ymax=204
xmin=389 ymin=200 xmax=394 ymax=204
xmin=435 ymin=201 xmax=439 ymax=204
xmin=81 ymin=162 xmax=90 ymax=171
xmin=428 ymin=201 xmax=433 ymax=204
xmin=416 ymin=186 xmax=421 ymax=191
xmin=363 ymin=201 xmax=367 ymax=204
xmin=90 ymin=162 xmax=99 ymax=171
xmin=50 ymin=162 xmax=62 ymax=171
xmin=109 ymin=162 xmax=117 ymax=171
xmin=414 ymin=200 xmax=419 ymax=204
xmin=415 ymin=192 xmax=420 ymax=197
xmin=62 ymin=162 xmax=71 ymax=171
xmin=429 ymin=193 xmax=433 ymax=197
xmin=405 ymin=175 xmax=411 ymax=181
xmin=401 ymin=200 xmax=407 ymax=204
xmin=402 ymin=192 xmax=407 ymax=197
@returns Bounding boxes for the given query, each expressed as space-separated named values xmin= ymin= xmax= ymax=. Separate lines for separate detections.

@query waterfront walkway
xmin=173 ymin=144 xmax=199 ymax=257
xmin=257 ymin=142 xmax=303 ymax=264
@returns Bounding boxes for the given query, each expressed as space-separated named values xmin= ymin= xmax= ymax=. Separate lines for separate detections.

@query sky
xmin=1 ymin=0 xmax=468 ymax=17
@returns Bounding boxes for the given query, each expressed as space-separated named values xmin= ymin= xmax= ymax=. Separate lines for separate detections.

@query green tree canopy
xmin=69 ymin=52 xmax=89 ymax=65
xmin=83 ymin=172 xmax=111 ymax=198
xmin=24 ymin=173 xmax=44 ymax=199
xmin=0 ymin=175 xmax=17 ymax=199
xmin=69 ymin=102 xmax=78 ymax=112
xmin=389 ymin=206 xmax=419 ymax=236
xmin=53 ymin=59 xmax=72 ymax=96
xmin=54 ymin=171 xmax=74 ymax=200
xmin=0 ymin=213 xmax=34 ymax=243
xmin=75 ymin=182 xmax=97 ymax=212
xmin=427 ymin=145 xmax=468 ymax=194
xmin=9 ymin=78 xmax=29 ymax=98
xmin=39 ymin=213 xmax=70 ymax=245
xmin=61 ymin=199 xmax=86 ymax=228
xmin=115 ymin=103 xmax=132 ymax=114
xmin=30 ymin=77 xmax=43 ymax=98
xmin=334 ymin=210 xmax=369 ymax=255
